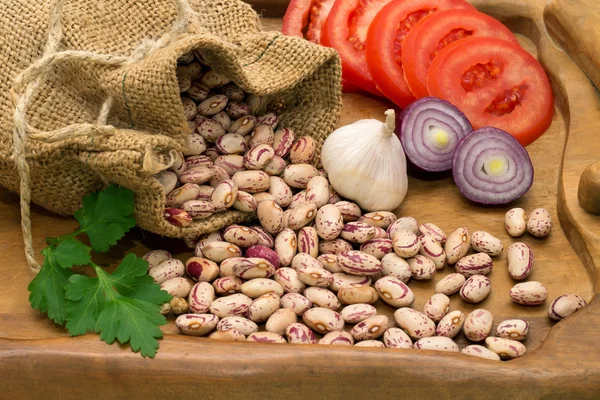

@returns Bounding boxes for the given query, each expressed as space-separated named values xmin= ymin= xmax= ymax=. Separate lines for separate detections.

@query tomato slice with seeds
xmin=282 ymin=0 xmax=336 ymax=43
xmin=427 ymin=37 xmax=554 ymax=146
xmin=401 ymin=9 xmax=519 ymax=99
xmin=364 ymin=0 xmax=475 ymax=108
xmin=322 ymin=0 xmax=399 ymax=96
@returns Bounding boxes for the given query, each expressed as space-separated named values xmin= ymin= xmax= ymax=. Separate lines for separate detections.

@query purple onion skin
xmin=399 ymin=97 xmax=473 ymax=173
xmin=452 ymin=126 xmax=534 ymax=205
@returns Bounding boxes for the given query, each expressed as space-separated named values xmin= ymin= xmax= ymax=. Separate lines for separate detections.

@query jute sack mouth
xmin=1 ymin=0 xmax=342 ymax=270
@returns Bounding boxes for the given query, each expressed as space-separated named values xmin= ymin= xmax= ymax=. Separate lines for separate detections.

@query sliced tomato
xmin=282 ymin=0 xmax=336 ymax=43
xmin=402 ymin=10 xmax=518 ymax=99
xmin=427 ymin=37 xmax=554 ymax=146
xmin=365 ymin=0 xmax=476 ymax=108
xmin=322 ymin=0 xmax=400 ymax=95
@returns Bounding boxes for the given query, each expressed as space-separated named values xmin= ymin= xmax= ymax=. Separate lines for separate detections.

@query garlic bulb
xmin=321 ymin=109 xmax=408 ymax=211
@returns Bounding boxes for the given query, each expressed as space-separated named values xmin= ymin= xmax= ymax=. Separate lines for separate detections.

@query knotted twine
xmin=11 ymin=0 xmax=195 ymax=272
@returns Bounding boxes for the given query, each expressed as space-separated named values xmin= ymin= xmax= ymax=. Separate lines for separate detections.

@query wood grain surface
xmin=1 ymin=0 xmax=599 ymax=398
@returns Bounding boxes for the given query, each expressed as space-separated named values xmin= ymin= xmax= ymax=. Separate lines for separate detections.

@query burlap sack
xmin=1 ymin=0 xmax=342 ymax=269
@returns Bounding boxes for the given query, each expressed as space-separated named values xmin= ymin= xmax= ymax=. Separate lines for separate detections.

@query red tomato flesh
xmin=401 ymin=9 xmax=519 ymax=99
xmin=322 ymin=0 xmax=398 ymax=95
xmin=282 ymin=0 xmax=336 ymax=43
xmin=365 ymin=0 xmax=476 ymax=108
xmin=427 ymin=37 xmax=554 ymax=146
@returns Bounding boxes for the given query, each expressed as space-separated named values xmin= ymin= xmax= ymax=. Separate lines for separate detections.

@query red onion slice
xmin=452 ymin=127 xmax=533 ymax=204
xmin=399 ymin=97 xmax=473 ymax=172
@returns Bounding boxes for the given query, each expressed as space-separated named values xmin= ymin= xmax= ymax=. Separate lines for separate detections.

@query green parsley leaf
xmin=51 ymin=238 xmax=92 ymax=268
xmin=64 ymin=255 xmax=171 ymax=358
xmin=74 ymin=184 xmax=136 ymax=252
xmin=28 ymin=253 xmax=73 ymax=325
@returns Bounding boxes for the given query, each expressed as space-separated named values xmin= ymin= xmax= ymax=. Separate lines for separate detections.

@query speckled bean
xmin=486 ymin=337 xmax=526 ymax=359
xmin=195 ymin=185 xmax=215 ymax=201
xmin=201 ymin=70 xmax=231 ymax=88
xmin=282 ymin=164 xmax=319 ymax=189
xmin=361 ymin=238 xmax=393 ymax=259
xmin=212 ymin=111 xmax=232 ymax=130
xmin=392 ymin=230 xmax=421 ymax=258
xmin=247 ymin=332 xmax=287 ymax=343
xmin=281 ymin=293 xmax=312 ymax=315
xmin=263 ymin=156 xmax=287 ymax=176
xmin=340 ymin=304 xmax=377 ymax=324
xmin=423 ymin=293 xmax=450 ymax=322
xmin=355 ymin=340 xmax=385 ymax=348
xmin=419 ymin=223 xmax=447 ymax=244
xmin=407 ymin=255 xmax=436 ymax=280
xmin=216 ymin=133 xmax=247 ymax=155
xmin=225 ymin=102 xmax=251 ymax=120
xmin=471 ymin=231 xmax=503 ymax=256
xmin=435 ymin=310 xmax=465 ymax=338
xmin=176 ymin=313 xmax=219 ymax=336
xmin=285 ymin=323 xmax=317 ymax=344
xmin=319 ymin=331 xmax=354 ymax=346
xmin=317 ymin=254 xmax=341 ymax=273
xmin=198 ymin=95 xmax=229 ymax=117
xmin=217 ymin=316 xmax=259 ymax=336
xmin=335 ymin=201 xmax=362 ymax=222
xmin=265 ymin=308 xmax=298 ymax=335
xmin=247 ymin=293 xmax=281 ymax=323
xmin=302 ymin=307 xmax=344 ymax=334
xmin=415 ymin=337 xmax=459 ymax=353
xmin=380 ymin=253 xmax=412 ymax=283
xmin=419 ymin=235 xmax=446 ymax=270
xmin=303 ymin=287 xmax=340 ymax=310
xmin=435 ymin=273 xmax=466 ymax=295
xmin=274 ymin=228 xmax=297 ymax=267
xmin=164 ymin=207 xmax=193 ymax=227
xmin=286 ymin=203 xmax=318 ymax=230
xmin=253 ymin=192 xmax=277 ymax=203
xmin=296 ymin=227 xmax=319 ymax=258
xmin=209 ymin=293 xmax=253 ymax=318
xmin=444 ymin=227 xmax=471 ymax=264
xmin=232 ymin=170 xmax=270 ymax=193
xmin=185 ymin=257 xmax=219 ymax=282
xmin=337 ymin=250 xmax=382 ymax=276
xmin=358 ymin=212 xmax=396 ymax=229
xmin=505 ymin=208 xmax=527 ymax=237
xmin=249 ymin=124 xmax=275 ymax=148
xmin=208 ymin=165 xmax=231 ymax=187
xmin=196 ymin=117 xmax=226 ymax=142
xmin=319 ymin=238 xmax=353 ymax=255
xmin=456 ymin=253 xmax=493 ymax=277
xmin=273 ymin=128 xmax=295 ymax=158
xmin=143 ymin=249 xmax=171 ymax=268
xmin=188 ymin=282 xmax=215 ymax=313
xmin=156 ymin=171 xmax=178 ymax=195
xmin=393 ymin=308 xmax=436 ymax=340
xmin=187 ymin=81 xmax=211 ymax=102
xmin=496 ymin=319 xmax=529 ymax=341
xmin=388 ymin=217 xmax=419 ymax=238
xmin=267 ymin=177 xmax=292 ymax=207
xmin=256 ymin=112 xmax=278 ymax=129
xmin=166 ymin=183 xmax=201 ymax=207
xmin=337 ymin=284 xmax=379 ymax=305
xmin=232 ymin=190 xmax=258 ymax=212
xmin=223 ymin=225 xmax=258 ymax=248
xmin=229 ymin=115 xmax=256 ymax=136
xmin=257 ymin=200 xmax=285 ymax=234
xmin=315 ymin=204 xmax=344 ymax=240
xmin=160 ymin=277 xmax=193 ymax=298
xmin=305 ymin=176 xmax=330 ymax=208
xmin=220 ymin=257 xmax=276 ymax=279
xmin=330 ymin=273 xmax=371 ymax=292
xmin=289 ymin=136 xmax=316 ymax=164
xmin=212 ymin=276 xmax=243 ymax=295
xmin=209 ymin=328 xmax=246 ymax=341
xmin=341 ymin=221 xmax=376 ymax=244
xmin=383 ymin=328 xmax=413 ymax=349
xmin=463 ymin=309 xmax=494 ymax=342
xmin=183 ymin=133 xmax=207 ymax=156
xmin=350 ymin=315 xmax=389 ymax=341
xmin=460 ymin=275 xmax=492 ymax=304
xmin=242 ymin=144 xmax=274 ymax=171
xmin=201 ymin=241 xmax=242 ymax=263
xmin=509 ymin=281 xmax=548 ymax=306
xmin=251 ymin=226 xmax=275 ymax=248
xmin=241 ymin=278 xmax=284 ymax=298
xmin=461 ymin=345 xmax=501 ymax=360
xmin=245 ymin=245 xmax=280 ymax=269
xmin=507 ymin=242 xmax=534 ymax=281
xmin=208 ymin=179 xmax=237 ymax=211
xmin=293 ymin=254 xmax=334 ymax=287
xmin=149 ymin=259 xmax=185 ymax=284
xmin=526 ymin=208 xmax=552 ymax=237
xmin=548 ymin=294 xmax=587 ymax=320
xmin=274 ymin=267 xmax=306 ymax=294
xmin=214 ymin=154 xmax=244 ymax=175
xmin=374 ymin=276 xmax=414 ymax=308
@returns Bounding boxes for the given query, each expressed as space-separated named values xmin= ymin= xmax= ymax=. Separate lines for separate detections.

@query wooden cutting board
xmin=1 ymin=0 xmax=599 ymax=398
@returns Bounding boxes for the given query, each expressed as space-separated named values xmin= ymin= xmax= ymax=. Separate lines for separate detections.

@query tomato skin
xmin=426 ymin=37 xmax=554 ymax=146
xmin=282 ymin=0 xmax=336 ymax=43
xmin=323 ymin=0 xmax=393 ymax=96
xmin=282 ymin=0 xmax=313 ymax=38
xmin=365 ymin=0 xmax=475 ymax=108
xmin=401 ymin=9 xmax=519 ymax=99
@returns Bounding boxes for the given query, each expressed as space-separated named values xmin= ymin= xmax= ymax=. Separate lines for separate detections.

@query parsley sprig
xmin=28 ymin=185 xmax=172 ymax=358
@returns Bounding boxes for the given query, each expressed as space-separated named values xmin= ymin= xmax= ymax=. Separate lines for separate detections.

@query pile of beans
xmin=147 ymin=56 xmax=588 ymax=360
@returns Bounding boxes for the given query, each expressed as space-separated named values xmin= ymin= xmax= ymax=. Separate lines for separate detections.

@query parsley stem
xmin=91 ymin=263 xmax=118 ymax=301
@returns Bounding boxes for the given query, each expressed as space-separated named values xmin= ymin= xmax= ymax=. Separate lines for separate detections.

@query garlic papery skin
xmin=321 ymin=109 xmax=408 ymax=212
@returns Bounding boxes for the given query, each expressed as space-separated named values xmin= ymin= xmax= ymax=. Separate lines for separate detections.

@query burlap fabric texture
xmin=2 ymin=0 xmax=342 ymax=270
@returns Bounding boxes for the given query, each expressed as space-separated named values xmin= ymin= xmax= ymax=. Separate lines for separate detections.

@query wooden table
xmin=1 ymin=0 xmax=600 ymax=398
